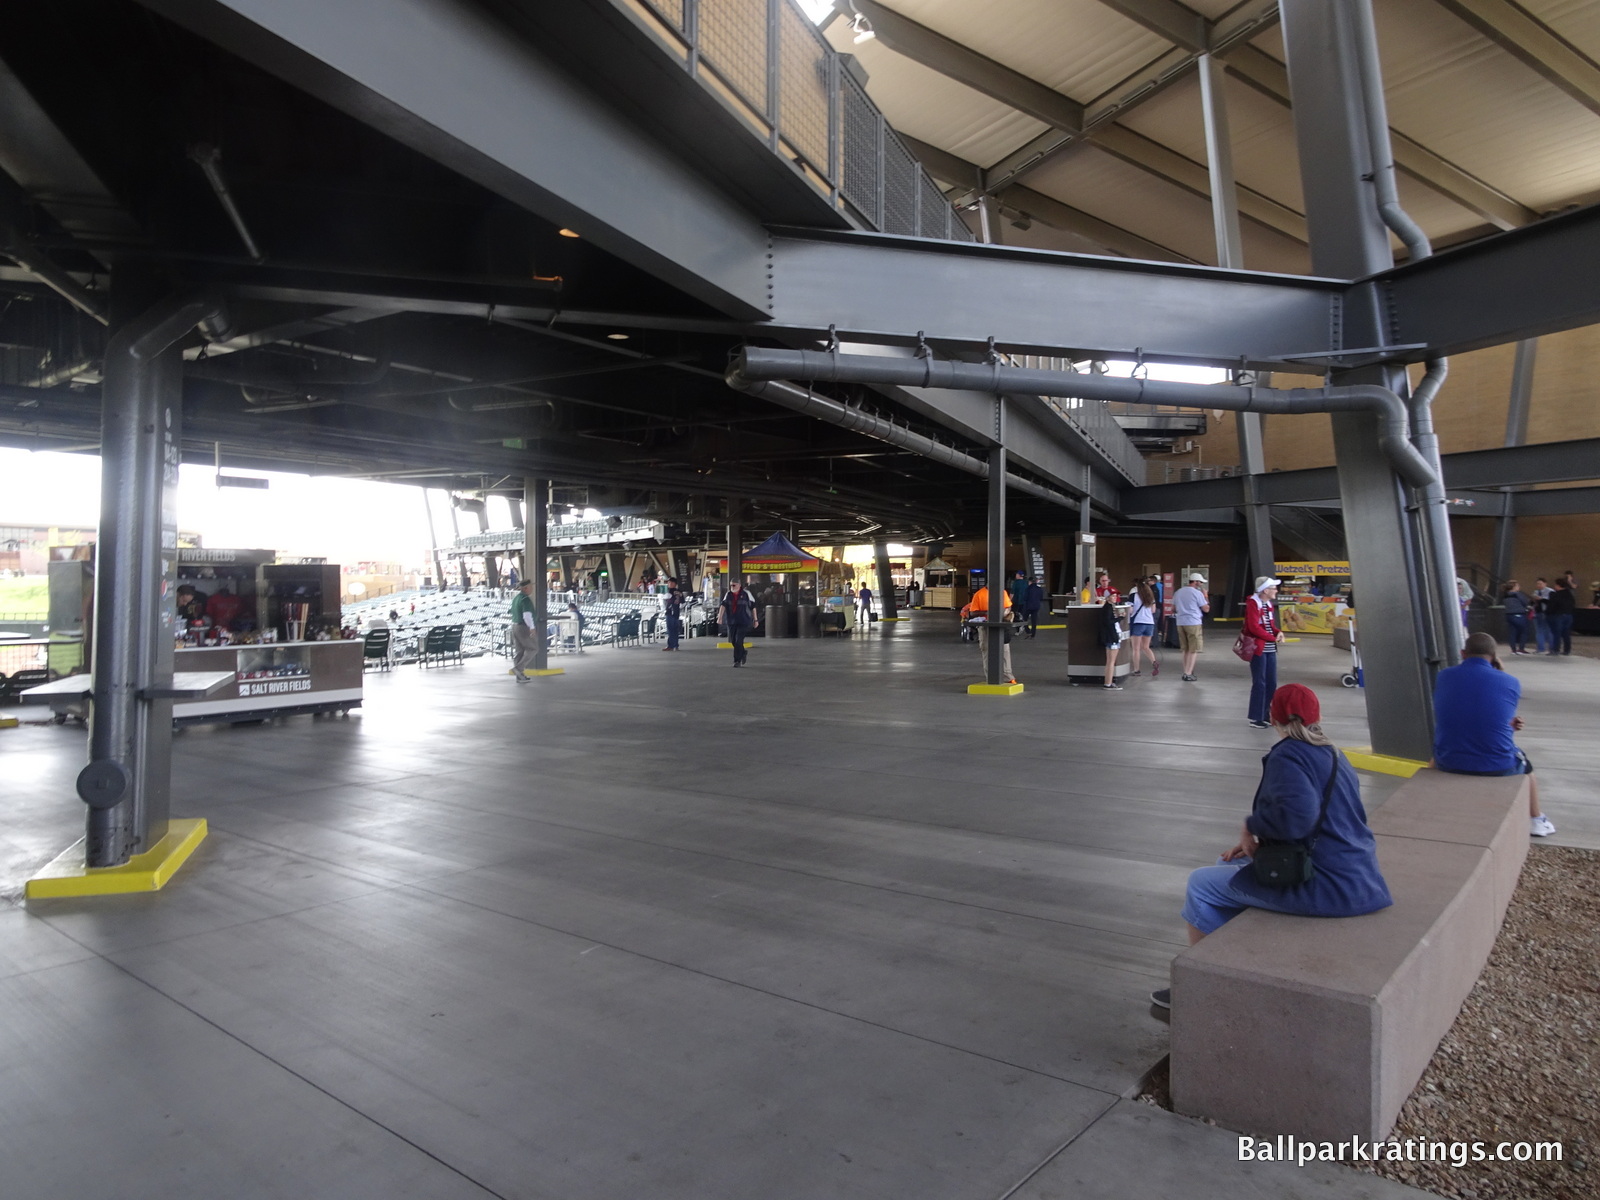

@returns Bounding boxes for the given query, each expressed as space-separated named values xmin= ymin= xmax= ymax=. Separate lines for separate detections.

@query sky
xmin=0 ymin=448 xmax=448 ymax=568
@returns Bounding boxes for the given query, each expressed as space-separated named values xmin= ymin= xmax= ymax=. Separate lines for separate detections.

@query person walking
xmin=1007 ymin=569 xmax=1029 ymax=619
xmin=1244 ymin=577 xmax=1283 ymax=728
xmin=717 ymin=579 xmax=760 ymax=667
xmin=1023 ymin=576 xmax=1045 ymax=638
xmin=857 ymin=581 xmax=875 ymax=626
xmin=1531 ymin=577 xmax=1553 ymax=652
xmin=1433 ymin=632 xmax=1556 ymax=836
xmin=1125 ymin=577 xmax=1158 ymax=677
xmin=662 ymin=581 xmax=684 ymax=651
xmin=1098 ymin=593 xmax=1124 ymax=690
xmin=1545 ymin=577 xmax=1575 ymax=655
xmin=1500 ymin=580 xmax=1532 ymax=654
xmin=1174 ymin=572 xmax=1209 ymax=681
xmin=509 ymin=579 xmax=538 ymax=683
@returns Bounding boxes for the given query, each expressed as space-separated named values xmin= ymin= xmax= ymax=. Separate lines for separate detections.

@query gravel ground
xmin=1360 ymin=846 xmax=1598 ymax=1199
xmin=1138 ymin=846 xmax=1598 ymax=1199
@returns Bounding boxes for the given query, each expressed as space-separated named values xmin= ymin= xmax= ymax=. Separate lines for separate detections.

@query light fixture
xmin=850 ymin=13 xmax=875 ymax=43
xmin=558 ymin=227 xmax=580 ymax=238
xmin=606 ymin=332 xmax=630 ymax=340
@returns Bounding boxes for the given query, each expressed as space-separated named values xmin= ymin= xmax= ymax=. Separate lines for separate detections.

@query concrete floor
xmin=4 ymin=615 xmax=1592 ymax=1199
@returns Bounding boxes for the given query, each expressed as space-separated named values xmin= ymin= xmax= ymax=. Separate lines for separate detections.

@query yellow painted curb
xmin=1034 ymin=623 xmax=1066 ymax=630
xmin=27 ymin=818 xmax=208 ymax=899
xmin=967 ymin=682 xmax=1025 ymax=696
xmin=877 ymin=617 xmax=905 ymax=622
xmin=716 ymin=642 xmax=754 ymax=650
xmin=1342 ymin=747 xmax=1426 ymax=778
xmin=521 ymin=668 xmax=565 ymax=676
xmin=0 ymin=715 xmax=18 ymax=729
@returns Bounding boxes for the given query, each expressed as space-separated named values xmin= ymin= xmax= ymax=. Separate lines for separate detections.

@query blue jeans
xmin=1534 ymin=614 xmax=1550 ymax=651
xmin=1505 ymin=612 xmax=1529 ymax=653
xmin=1182 ymin=862 xmax=1306 ymax=934
xmin=1248 ymin=651 xmax=1278 ymax=722
xmin=666 ymin=614 xmax=682 ymax=649
xmin=1546 ymin=613 xmax=1573 ymax=655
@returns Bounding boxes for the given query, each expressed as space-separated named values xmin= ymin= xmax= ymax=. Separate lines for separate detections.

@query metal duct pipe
xmin=0 ymin=219 xmax=109 ymax=324
xmin=725 ymin=371 xmax=1080 ymax=510
xmin=189 ymin=144 xmax=265 ymax=262
xmin=1408 ymin=358 xmax=1462 ymax=662
xmin=1349 ymin=0 xmax=1431 ymax=261
xmin=731 ymin=348 xmax=1439 ymax=491
xmin=30 ymin=357 xmax=99 ymax=389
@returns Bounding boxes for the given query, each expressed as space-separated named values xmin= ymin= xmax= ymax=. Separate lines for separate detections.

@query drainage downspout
xmin=1349 ymin=0 xmax=1430 ymax=262
xmin=725 ymin=372 xmax=1081 ymax=511
xmin=731 ymin=349 xmax=1438 ymax=491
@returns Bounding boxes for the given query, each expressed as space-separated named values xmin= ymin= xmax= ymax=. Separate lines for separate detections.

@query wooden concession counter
xmin=172 ymin=640 xmax=362 ymax=725
xmin=1062 ymin=604 xmax=1131 ymax=683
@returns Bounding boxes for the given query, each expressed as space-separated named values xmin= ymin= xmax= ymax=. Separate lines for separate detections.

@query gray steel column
xmin=82 ymin=281 xmax=225 ymax=866
xmin=727 ymin=503 xmax=743 ymax=584
xmin=1202 ymin=51 xmax=1274 ymax=581
xmin=1282 ymin=0 xmax=1436 ymax=760
xmin=422 ymin=490 xmax=446 ymax=590
xmin=524 ymin=477 xmax=548 ymax=671
xmin=873 ymin=541 xmax=898 ymax=621
xmin=1491 ymin=339 xmax=1538 ymax=585
xmin=985 ymin=399 xmax=1007 ymax=684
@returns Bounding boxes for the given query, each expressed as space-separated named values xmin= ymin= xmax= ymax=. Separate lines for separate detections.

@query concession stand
xmin=914 ymin=558 xmax=967 ymax=610
xmin=1272 ymin=560 xmax=1353 ymax=635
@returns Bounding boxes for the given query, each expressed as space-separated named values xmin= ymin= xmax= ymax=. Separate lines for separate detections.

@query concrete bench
xmin=1170 ymin=768 xmax=1529 ymax=1142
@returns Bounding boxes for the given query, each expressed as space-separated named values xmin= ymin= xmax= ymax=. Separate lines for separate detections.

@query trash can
xmin=796 ymin=604 xmax=818 ymax=637
xmin=765 ymin=605 xmax=788 ymax=637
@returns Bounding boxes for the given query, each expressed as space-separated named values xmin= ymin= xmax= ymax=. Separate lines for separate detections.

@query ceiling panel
xmin=1377 ymin=0 xmax=1600 ymax=211
xmin=878 ymin=0 xmax=1175 ymax=104
xmin=823 ymin=27 xmax=1049 ymax=167
xmin=1519 ymin=0 xmax=1600 ymax=63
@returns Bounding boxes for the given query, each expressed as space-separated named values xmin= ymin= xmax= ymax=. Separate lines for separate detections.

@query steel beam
xmin=1433 ymin=0 xmax=1600 ymax=117
xmin=139 ymin=0 xmax=771 ymax=318
xmin=1375 ymin=203 xmax=1600 ymax=357
xmin=1510 ymin=486 xmax=1600 ymax=518
xmin=985 ymin=404 xmax=1006 ymax=685
xmin=765 ymin=229 xmax=1341 ymax=367
xmin=1491 ymin=337 xmax=1537 ymax=585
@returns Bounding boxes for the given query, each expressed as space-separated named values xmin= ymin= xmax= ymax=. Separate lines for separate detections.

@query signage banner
xmin=1273 ymin=560 xmax=1351 ymax=578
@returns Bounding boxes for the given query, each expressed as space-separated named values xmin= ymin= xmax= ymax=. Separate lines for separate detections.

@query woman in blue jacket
xmin=1151 ymin=684 xmax=1391 ymax=1008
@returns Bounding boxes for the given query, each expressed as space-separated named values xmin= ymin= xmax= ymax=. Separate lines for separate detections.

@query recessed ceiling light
xmin=558 ymin=228 xmax=580 ymax=238
xmin=606 ymin=332 xmax=630 ymax=340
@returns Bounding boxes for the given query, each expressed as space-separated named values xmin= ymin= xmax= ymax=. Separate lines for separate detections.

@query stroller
xmin=1340 ymin=616 xmax=1363 ymax=688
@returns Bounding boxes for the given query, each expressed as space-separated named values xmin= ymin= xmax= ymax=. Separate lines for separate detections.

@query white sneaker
xmin=1530 ymin=815 xmax=1556 ymax=837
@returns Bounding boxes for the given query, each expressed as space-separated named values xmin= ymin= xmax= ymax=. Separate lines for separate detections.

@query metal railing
xmin=631 ymin=0 xmax=974 ymax=241
xmin=450 ymin=516 xmax=662 ymax=554
xmin=999 ymin=354 xmax=1150 ymax=485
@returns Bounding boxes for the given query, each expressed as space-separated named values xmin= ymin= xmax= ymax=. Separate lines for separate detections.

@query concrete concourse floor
xmin=8 ymin=614 xmax=1590 ymax=1199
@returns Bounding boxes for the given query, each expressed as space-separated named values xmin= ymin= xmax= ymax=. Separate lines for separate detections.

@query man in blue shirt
xmin=1432 ymin=632 xmax=1555 ymax=836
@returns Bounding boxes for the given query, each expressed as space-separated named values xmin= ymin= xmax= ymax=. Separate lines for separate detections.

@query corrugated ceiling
xmin=824 ymin=0 xmax=1600 ymax=272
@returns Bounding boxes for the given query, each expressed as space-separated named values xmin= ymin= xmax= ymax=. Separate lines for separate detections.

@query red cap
xmin=1270 ymin=683 xmax=1321 ymax=726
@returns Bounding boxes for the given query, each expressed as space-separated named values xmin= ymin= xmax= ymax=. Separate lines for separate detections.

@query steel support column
xmin=524 ymin=477 xmax=548 ymax=672
xmin=1201 ymin=49 xmax=1274 ymax=581
xmin=874 ymin=541 xmax=899 ymax=621
xmin=82 ymin=279 xmax=227 ymax=866
xmin=985 ymin=401 xmax=1007 ymax=685
xmin=727 ymin=507 xmax=743 ymax=584
xmin=1282 ymin=0 xmax=1435 ymax=760
xmin=1491 ymin=338 xmax=1538 ymax=586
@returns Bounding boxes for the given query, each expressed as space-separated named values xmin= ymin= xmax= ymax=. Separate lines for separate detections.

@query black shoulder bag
xmin=1251 ymin=747 xmax=1340 ymax=888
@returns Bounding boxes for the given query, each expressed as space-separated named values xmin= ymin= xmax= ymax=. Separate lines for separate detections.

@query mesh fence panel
xmin=777 ymin=2 xmax=829 ymax=171
xmin=918 ymin=175 xmax=951 ymax=239
xmin=882 ymin=134 xmax=918 ymax=235
xmin=840 ymin=74 xmax=880 ymax=222
xmin=642 ymin=0 xmax=685 ymax=31
xmin=698 ymin=0 xmax=769 ymax=117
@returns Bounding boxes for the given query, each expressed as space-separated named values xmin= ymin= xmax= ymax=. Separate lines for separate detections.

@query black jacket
xmin=1097 ymin=600 xmax=1122 ymax=648
xmin=1545 ymin=586 xmax=1576 ymax=617
xmin=718 ymin=589 xmax=760 ymax=628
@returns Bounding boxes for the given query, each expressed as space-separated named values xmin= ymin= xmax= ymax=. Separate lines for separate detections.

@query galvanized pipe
xmin=1408 ymin=358 xmax=1462 ymax=662
xmin=1348 ymin=0 xmax=1431 ymax=262
xmin=724 ymin=371 xmax=1079 ymax=509
xmin=189 ymin=144 xmax=265 ymax=263
xmin=731 ymin=348 xmax=1439 ymax=490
